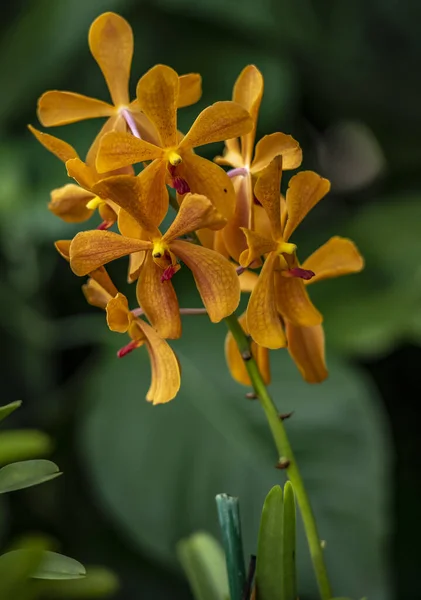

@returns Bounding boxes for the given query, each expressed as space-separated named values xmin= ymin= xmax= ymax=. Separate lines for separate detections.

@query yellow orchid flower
xmin=37 ymin=12 xmax=202 ymax=164
xmin=240 ymin=156 xmax=364 ymax=351
xmin=95 ymin=64 xmax=254 ymax=220
xmin=68 ymin=180 xmax=241 ymax=339
xmin=214 ymin=65 xmax=303 ymax=261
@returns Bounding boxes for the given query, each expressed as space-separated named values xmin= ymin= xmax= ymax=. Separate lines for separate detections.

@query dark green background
xmin=1 ymin=0 xmax=421 ymax=598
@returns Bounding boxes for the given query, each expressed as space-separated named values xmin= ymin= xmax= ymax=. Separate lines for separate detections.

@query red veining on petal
xmin=287 ymin=267 xmax=315 ymax=280
xmin=117 ymin=339 xmax=140 ymax=358
xmin=160 ymin=264 xmax=180 ymax=282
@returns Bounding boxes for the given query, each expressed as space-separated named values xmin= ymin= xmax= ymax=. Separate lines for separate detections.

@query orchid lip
xmin=117 ymin=339 xmax=140 ymax=358
xmin=287 ymin=267 xmax=315 ymax=280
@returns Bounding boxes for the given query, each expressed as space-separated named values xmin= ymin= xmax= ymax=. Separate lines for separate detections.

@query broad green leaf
xmin=215 ymin=494 xmax=246 ymax=600
xmin=32 ymin=566 xmax=119 ymax=597
xmin=0 ymin=401 xmax=22 ymax=423
xmin=177 ymin=532 xmax=229 ymax=600
xmin=0 ymin=547 xmax=44 ymax=598
xmin=0 ymin=460 xmax=61 ymax=493
xmin=256 ymin=485 xmax=284 ymax=600
xmin=31 ymin=551 xmax=86 ymax=580
xmin=0 ymin=430 xmax=53 ymax=464
xmin=79 ymin=308 xmax=390 ymax=600
xmin=282 ymin=482 xmax=297 ymax=600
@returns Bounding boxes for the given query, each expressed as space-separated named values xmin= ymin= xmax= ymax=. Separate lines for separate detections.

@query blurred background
xmin=1 ymin=0 xmax=421 ymax=598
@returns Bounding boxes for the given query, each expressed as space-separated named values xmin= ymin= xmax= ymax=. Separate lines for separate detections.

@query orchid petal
xmin=106 ymin=293 xmax=131 ymax=333
xmin=233 ymin=65 xmax=264 ymax=165
xmin=274 ymin=271 xmax=323 ymax=326
xmin=82 ymin=278 xmax=113 ymax=309
xmin=254 ymin=156 xmax=283 ymax=239
xmin=28 ymin=125 xmax=78 ymax=162
xmin=285 ymin=322 xmax=328 ymax=383
xmin=163 ymin=194 xmax=226 ymax=243
xmin=302 ymin=236 xmax=364 ymax=285
xmin=177 ymin=73 xmax=202 ymax=108
xmin=222 ymin=175 xmax=252 ymax=262
xmin=283 ymin=171 xmax=330 ymax=241
xmin=251 ymin=132 xmax=302 ymax=173
xmin=37 ymin=91 xmax=114 ymax=126
xmin=96 ymin=131 xmax=163 ymax=172
xmin=239 ymin=228 xmax=277 ymax=267
xmin=49 ymin=184 xmax=95 ymax=222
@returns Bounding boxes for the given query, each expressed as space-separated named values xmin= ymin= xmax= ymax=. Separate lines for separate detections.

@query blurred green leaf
xmin=80 ymin=309 xmax=390 ymax=600
xmin=0 ymin=430 xmax=53 ymax=464
xmin=283 ymin=482 xmax=297 ymax=600
xmin=32 ymin=566 xmax=119 ymax=597
xmin=177 ymin=532 xmax=229 ymax=600
xmin=31 ymin=551 xmax=86 ymax=580
xmin=0 ymin=547 xmax=44 ymax=598
xmin=0 ymin=459 xmax=61 ymax=493
xmin=0 ymin=401 xmax=22 ymax=423
xmin=256 ymin=485 xmax=284 ymax=600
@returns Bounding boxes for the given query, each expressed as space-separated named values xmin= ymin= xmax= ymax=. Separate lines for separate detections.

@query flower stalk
xmin=224 ymin=312 xmax=333 ymax=600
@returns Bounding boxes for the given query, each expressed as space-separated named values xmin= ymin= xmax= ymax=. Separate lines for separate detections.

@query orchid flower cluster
xmin=30 ymin=12 xmax=364 ymax=405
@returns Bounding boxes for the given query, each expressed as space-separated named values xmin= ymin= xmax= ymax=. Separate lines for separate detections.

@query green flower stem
xmin=224 ymin=313 xmax=332 ymax=600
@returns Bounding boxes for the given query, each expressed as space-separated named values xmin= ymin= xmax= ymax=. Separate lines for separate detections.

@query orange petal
xmin=251 ymin=132 xmax=302 ymax=173
xmin=302 ymin=236 xmax=364 ymax=285
xmin=70 ymin=230 xmax=152 ymax=276
xmin=28 ymin=125 xmax=78 ymax=163
xmin=246 ymin=252 xmax=286 ymax=349
xmin=274 ymin=271 xmax=322 ymax=327
xmin=106 ymin=292 xmax=131 ymax=333
xmin=177 ymin=151 xmax=236 ymax=220
xmin=225 ymin=312 xmax=271 ymax=386
xmin=89 ymin=265 xmax=119 ymax=297
xmin=238 ymin=269 xmax=259 ymax=293
xmin=179 ymin=101 xmax=253 ymax=151
xmin=88 ymin=12 xmax=132 ymax=107
xmin=254 ymin=156 xmax=283 ymax=239
xmin=233 ymin=65 xmax=264 ymax=165
xmin=170 ymin=240 xmax=240 ymax=322
xmin=214 ymin=229 xmax=230 ymax=258
xmin=96 ymin=131 xmax=163 ymax=172
xmin=163 ymin=194 xmax=226 ymax=243
xmin=136 ymin=252 xmax=181 ymax=339
xmin=222 ymin=175 xmax=253 ymax=262
xmin=214 ymin=145 xmax=244 ymax=169
xmin=136 ymin=64 xmax=179 ymax=148
xmin=177 ymin=73 xmax=202 ymax=108
xmin=128 ymin=251 xmax=145 ymax=283
xmin=37 ymin=91 xmax=114 ymax=126
xmin=54 ymin=240 xmax=71 ymax=261
xmin=49 ymin=184 xmax=95 ymax=222
xmin=285 ymin=322 xmax=328 ymax=383
xmin=82 ymin=277 xmax=113 ymax=309
xmin=66 ymin=158 xmax=98 ymax=190
xmin=239 ymin=228 xmax=277 ymax=267
xmin=93 ymin=171 xmax=164 ymax=235
xmin=135 ymin=319 xmax=181 ymax=404
xmin=283 ymin=171 xmax=331 ymax=241
xmin=85 ymin=113 xmax=127 ymax=167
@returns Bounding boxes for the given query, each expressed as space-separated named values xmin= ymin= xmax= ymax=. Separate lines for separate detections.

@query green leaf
xmin=33 ymin=566 xmax=119 ymax=597
xmin=79 ymin=305 xmax=391 ymax=600
xmin=0 ymin=547 xmax=44 ymax=598
xmin=0 ymin=430 xmax=53 ymax=464
xmin=256 ymin=485 xmax=284 ymax=600
xmin=177 ymin=532 xmax=229 ymax=600
xmin=282 ymin=482 xmax=297 ymax=600
xmin=31 ymin=551 xmax=86 ymax=580
xmin=0 ymin=460 xmax=61 ymax=493
xmin=0 ymin=401 xmax=22 ymax=423
xmin=215 ymin=494 xmax=246 ymax=600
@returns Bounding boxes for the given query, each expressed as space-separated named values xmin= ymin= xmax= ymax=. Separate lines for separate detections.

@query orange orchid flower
xmin=68 ymin=180 xmax=241 ymax=339
xmin=37 ymin=12 xmax=202 ymax=164
xmin=240 ymin=156 xmax=364 ymax=352
xmin=94 ymin=64 xmax=254 ymax=220
xmin=214 ymin=65 xmax=303 ymax=262
xmin=56 ymin=240 xmax=180 ymax=404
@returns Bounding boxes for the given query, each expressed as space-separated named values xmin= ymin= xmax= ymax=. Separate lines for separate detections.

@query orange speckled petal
xmin=238 ymin=269 xmax=259 ymax=293
xmin=177 ymin=73 xmax=202 ymax=108
xmin=283 ymin=171 xmax=331 ymax=241
xmin=66 ymin=158 xmax=98 ymax=191
xmin=179 ymin=101 xmax=253 ymax=151
xmin=233 ymin=65 xmax=264 ymax=165
xmin=163 ymin=194 xmax=226 ymax=243
xmin=274 ymin=271 xmax=323 ymax=327
xmin=238 ymin=228 xmax=277 ymax=267
xmin=88 ymin=12 xmax=132 ymax=107
xmin=136 ymin=252 xmax=181 ymax=339
xmin=136 ymin=64 xmax=179 ymax=148
xmin=285 ymin=321 xmax=328 ymax=383
xmin=222 ymin=175 xmax=252 ymax=262
xmin=251 ymin=132 xmax=302 ymax=173
xmin=246 ymin=252 xmax=286 ymax=349
xmin=302 ymin=236 xmax=364 ymax=285
xmin=85 ymin=113 xmax=127 ymax=167
xmin=170 ymin=240 xmax=240 ymax=322
xmin=49 ymin=184 xmax=95 ymax=222
xmin=106 ymin=292 xmax=131 ymax=333
xmin=254 ymin=156 xmax=283 ymax=239
xmin=28 ymin=125 xmax=79 ymax=162
xmin=37 ymin=91 xmax=114 ymax=126
xmin=82 ymin=277 xmax=113 ymax=310
xmin=96 ymin=131 xmax=163 ymax=172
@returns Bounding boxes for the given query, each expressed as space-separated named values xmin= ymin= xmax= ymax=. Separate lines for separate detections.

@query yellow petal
xmin=274 ymin=271 xmax=323 ymax=326
xmin=135 ymin=319 xmax=181 ymax=404
xmin=214 ymin=230 xmax=230 ymax=258
xmin=88 ymin=12 xmax=132 ymax=107
xmin=302 ymin=236 xmax=364 ymax=285
xmin=136 ymin=252 xmax=181 ymax=339
xmin=82 ymin=277 xmax=113 ymax=309
xmin=239 ymin=228 xmax=277 ymax=267
xmin=66 ymin=158 xmax=98 ymax=191
xmin=225 ymin=312 xmax=271 ymax=386
xmin=179 ymin=101 xmax=253 ymax=151
xmin=238 ymin=269 xmax=259 ymax=293
xmin=254 ymin=156 xmax=283 ymax=239
xmin=177 ymin=151 xmax=236 ymax=220
xmin=96 ymin=131 xmax=163 ymax=172
xmin=170 ymin=240 xmax=240 ymax=322
xmin=128 ymin=251 xmax=145 ymax=283
xmin=28 ymin=125 xmax=78 ymax=163
xmin=70 ymin=230 xmax=152 ymax=276
xmin=222 ymin=175 xmax=253 ymax=262
xmin=251 ymin=132 xmax=302 ymax=173
xmin=177 ymin=73 xmax=202 ymax=108
xmin=136 ymin=64 xmax=179 ymax=148
xmin=285 ymin=322 xmax=328 ymax=383
xmin=37 ymin=91 xmax=114 ymax=126
xmin=85 ymin=113 xmax=127 ymax=167
xmin=283 ymin=171 xmax=331 ymax=241
xmin=163 ymin=194 xmax=226 ymax=243
xmin=106 ymin=292 xmax=131 ymax=333
xmin=89 ymin=265 xmax=119 ymax=297
xmin=214 ymin=146 xmax=244 ymax=169
xmin=54 ymin=240 xmax=71 ymax=261
xmin=246 ymin=252 xmax=286 ymax=349
xmin=93 ymin=171 xmax=164 ymax=235
xmin=233 ymin=65 xmax=264 ymax=165
xmin=49 ymin=184 xmax=95 ymax=222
